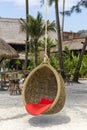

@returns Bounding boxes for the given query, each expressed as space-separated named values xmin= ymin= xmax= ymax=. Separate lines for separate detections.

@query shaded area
xmin=0 ymin=113 xmax=27 ymax=122
xmin=29 ymin=114 xmax=70 ymax=127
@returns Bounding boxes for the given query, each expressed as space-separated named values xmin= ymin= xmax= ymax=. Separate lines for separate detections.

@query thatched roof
xmin=0 ymin=18 xmax=86 ymax=52
xmin=63 ymin=38 xmax=87 ymax=50
xmin=0 ymin=38 xmax=19 ymax=58
xmin=0 ymin=18 xmax=26 ymax=45
xmin=0 ymin=18 xmax=57 ymax=45
xmin=51 ymin=38 xmax=87 ymax=53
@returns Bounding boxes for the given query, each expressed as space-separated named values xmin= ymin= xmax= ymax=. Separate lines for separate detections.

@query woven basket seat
xmin=22 ymin=63 xmax=66 ymax=115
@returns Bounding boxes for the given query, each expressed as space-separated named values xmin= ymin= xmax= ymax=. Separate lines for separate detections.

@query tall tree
xmin=25 ymin=0 xmax=29 ymax=69
xmin=41 ymin=0 xmax=66 ymax=78
xmin=63 ymin=0 xmax=87 ymax=82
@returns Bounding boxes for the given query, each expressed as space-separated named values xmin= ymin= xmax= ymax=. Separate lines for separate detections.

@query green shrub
xmin=50 ymin=55 xmax=59 ymax=70
xmin=27 ymin=59 xmax=34 ymax=70
xmin=80 ymin=55 xmax=87 ymax=77
xmin=50 ymin=47 xmax=87 ymax=78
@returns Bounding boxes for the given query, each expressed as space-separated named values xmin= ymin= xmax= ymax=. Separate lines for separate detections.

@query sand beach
xmin=0 ymin=80 xmax=87 ymax=130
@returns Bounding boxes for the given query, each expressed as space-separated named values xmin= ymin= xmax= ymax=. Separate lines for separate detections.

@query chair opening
xmin=25 ymin=66 xmax=58 ymax=104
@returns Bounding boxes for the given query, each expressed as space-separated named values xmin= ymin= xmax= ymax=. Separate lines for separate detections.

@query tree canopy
xmin=63 ymin=0 xmax=87 ymax=16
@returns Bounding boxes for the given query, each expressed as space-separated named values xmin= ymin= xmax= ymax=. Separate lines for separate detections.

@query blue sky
xmin=0 ymin=0 xmax=87 ymax=32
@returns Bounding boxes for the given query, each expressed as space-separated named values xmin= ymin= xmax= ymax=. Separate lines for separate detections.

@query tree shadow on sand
xmin=0 ymin=113 xmax=27 ymax=122
xmin=29 ymin=114 xmax=71 ymax=128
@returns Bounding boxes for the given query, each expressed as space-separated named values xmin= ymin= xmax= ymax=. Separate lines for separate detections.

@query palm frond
xmin=47 ymin=20 xmax=56 ymax=32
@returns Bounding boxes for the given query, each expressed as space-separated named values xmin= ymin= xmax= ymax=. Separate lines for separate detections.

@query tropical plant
xmin=73 ymin=38 xmax=87 ymax=82
xmin=27 ymin=58 xmax=34 ymax=70
xmin=64 ymin=51 xmax=79 ymax=78
xmin=49 ymin=47 xmax=87 ymax=79
xmin=40 ymin=37 xmax=57 ymax=58
xmin=20 ymin=12 xmax=55 ymax=67
xmin=50 ymin=54 xmax=59 ymax=70
xmin=80 ymin=55 xmax=87 ymax=77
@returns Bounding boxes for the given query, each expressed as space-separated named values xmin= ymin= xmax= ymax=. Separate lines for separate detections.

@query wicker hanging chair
xmin=22 ymin=63 xmax=66 ymax=115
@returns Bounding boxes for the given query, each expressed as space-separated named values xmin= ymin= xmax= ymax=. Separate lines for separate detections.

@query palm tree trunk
xmin=34 ymin=40 xmax=38 ymax=67
xmin=47 ymin=50 xmax=50 ymax=58
xmin=61 ymin=0 xmax=65 ymax=41
xmin=25 ymin=0 xmax=29 ymax=69
xmin=55 ymin=0 xmax=66 ymax=79
xmin=73 ymin=37 xmax=87 ymax=82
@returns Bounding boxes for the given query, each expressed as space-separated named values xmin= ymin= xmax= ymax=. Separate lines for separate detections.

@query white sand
xmin=0 ymin=81 xmax=87 ymax=130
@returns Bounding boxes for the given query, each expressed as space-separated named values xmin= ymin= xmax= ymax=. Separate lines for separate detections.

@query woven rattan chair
xmin=22 ymin=63 xmax=66 ymax=115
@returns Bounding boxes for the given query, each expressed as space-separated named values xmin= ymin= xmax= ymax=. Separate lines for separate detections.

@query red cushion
xmin=25 ymin=98 xmax=53 ymax=116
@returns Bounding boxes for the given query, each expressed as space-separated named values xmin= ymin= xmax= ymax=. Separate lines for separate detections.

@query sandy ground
xmin=0 ymin=80 xmax=87 ymax=130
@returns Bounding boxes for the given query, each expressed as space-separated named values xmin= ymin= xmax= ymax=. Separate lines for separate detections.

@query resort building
xmin=0 ymin=17 xmax=86 ymax=55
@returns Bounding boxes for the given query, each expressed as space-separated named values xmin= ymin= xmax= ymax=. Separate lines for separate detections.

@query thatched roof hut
xmin=0 ymin=38 xmax=18 ymax=59
xmin=0 ymin=18 xmax=26 ymax=45
xmin=62 ymin=38 xmax=87 ymax=51
xmin=0 ymin=18 xmax=57 ymax=45
xmin=51 ymin=38 xmax=87 ymax=54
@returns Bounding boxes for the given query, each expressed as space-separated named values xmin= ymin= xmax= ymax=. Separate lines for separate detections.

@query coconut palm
xmin=20 ymin=12 xmax=55 ymax=67
xmin=25 ymin=0 xmax=29 ymax=69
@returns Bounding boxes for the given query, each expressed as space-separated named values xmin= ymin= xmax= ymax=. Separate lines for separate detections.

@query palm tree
xmin=20 ymin=12 xmax=55 ymax=67
xmin=41 ymin=0 xmax=66 ymax=78
xmin=25 ymin=0 xmax=29 ymax=69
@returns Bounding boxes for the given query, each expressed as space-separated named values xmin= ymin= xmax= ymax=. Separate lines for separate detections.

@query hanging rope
xmin=44 ymin=0 xmax=49 ymax=63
